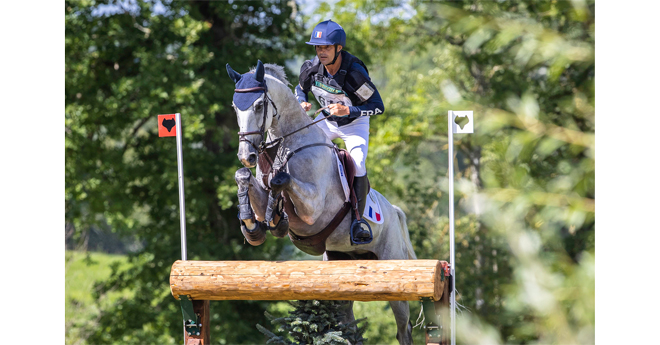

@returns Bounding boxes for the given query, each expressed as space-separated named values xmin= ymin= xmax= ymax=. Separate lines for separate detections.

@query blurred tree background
xmin=65 ymin=0 xmax=594 ymax=344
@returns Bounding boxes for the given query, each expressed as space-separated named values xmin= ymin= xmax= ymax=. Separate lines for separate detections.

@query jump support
xmin=171 ymin=259 xmax=451 ymax=345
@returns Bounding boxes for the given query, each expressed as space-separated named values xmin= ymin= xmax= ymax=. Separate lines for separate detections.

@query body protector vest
xmin=299 ymin=51 xmax=376 ymax=126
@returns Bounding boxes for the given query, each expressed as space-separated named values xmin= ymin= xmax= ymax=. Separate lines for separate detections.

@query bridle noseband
xmin=235 ymin=85 xmax=278 ymax=153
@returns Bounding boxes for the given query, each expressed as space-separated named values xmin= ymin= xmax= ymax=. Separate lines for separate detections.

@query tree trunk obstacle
xmin=170 ymin=259 xmax=451 ymax=345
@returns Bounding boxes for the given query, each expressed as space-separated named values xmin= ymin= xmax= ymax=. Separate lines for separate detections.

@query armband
xmin=346 ymin=70 xmax=375 ymax=102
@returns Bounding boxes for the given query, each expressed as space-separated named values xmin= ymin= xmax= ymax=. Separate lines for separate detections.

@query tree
xmin=316 ymin=1 xmax=594 ymax=343
xmin=66 ymin=1 xmax=306 ymax=343
xmin=257 ymin=300 xmax=368 ymax=345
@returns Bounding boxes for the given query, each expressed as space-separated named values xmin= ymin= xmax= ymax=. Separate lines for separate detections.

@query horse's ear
xmin=255 ymin=60 xmax=265 ymax=83
xmin=226 ymin=64 xmax=242 ymax=84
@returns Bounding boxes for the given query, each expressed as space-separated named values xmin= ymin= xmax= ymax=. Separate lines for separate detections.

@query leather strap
xmin=234 ymin=86 xmax=266 ymax=93
xmin=288 ymin=202 xmax=351 ymax=246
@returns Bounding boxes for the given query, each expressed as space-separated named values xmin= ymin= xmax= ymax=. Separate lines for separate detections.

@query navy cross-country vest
xmin=299 ymin=51 xmax=375 ymax=126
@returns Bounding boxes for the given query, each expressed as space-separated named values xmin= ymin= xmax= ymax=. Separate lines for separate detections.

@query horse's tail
xmin=393 ymin=205 xmax=417 ymax=260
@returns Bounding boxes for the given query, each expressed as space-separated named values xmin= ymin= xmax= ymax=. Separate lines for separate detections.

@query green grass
xmin=65 ymin=250 xmax=132 ymax=345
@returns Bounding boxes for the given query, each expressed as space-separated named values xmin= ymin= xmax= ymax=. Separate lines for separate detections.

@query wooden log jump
xmin=170 ymin=259 xmax=447 ymax=302
xmin=171 ymin=259 xmax=451 ymax=345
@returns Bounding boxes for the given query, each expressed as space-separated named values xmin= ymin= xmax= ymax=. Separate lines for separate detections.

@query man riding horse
xmin=295 ymin=20 xmax=384 ymax=243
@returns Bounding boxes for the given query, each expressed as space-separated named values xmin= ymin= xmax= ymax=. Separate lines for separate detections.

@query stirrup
xmin=350 ymin=219 xmax=373 ymax=245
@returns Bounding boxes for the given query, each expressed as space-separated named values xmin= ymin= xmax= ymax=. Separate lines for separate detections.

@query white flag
xmin=451 ymin=111 xmax=473 ymax=134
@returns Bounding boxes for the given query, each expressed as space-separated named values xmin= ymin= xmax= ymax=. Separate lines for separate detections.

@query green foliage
xmin=257 ymin=300 xmax=368 ymax=345
xmin=66 ymin=1 xmax=306 ymax=343
xmin=317 ymin=0 xmax=594 ymax=343
xmin=66 ymin=0 xmax=595 ymax=343
xmin=65 ymin=251 xmax=132 ymax=344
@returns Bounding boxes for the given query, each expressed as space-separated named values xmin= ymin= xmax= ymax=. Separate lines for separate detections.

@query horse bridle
xmin=235 ymin=85 xmax=278 ymax=153
xmin=235 ymin=84 xmax=331 ymax=154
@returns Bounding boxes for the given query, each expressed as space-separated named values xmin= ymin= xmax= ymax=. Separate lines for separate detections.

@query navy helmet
xmin=305 ymin=20 xmax=346 ymax=47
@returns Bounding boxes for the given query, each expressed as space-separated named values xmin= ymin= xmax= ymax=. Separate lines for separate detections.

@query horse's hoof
xmin=270 ymin=172 xmax=291 ymax=193
xmin=240 ymin=220 xmax=266 ymax=246
xmin=269 ymin=214 xmax=289 ymax=238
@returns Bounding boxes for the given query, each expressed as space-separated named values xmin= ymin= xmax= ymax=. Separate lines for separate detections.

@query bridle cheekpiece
xmin=234 ymin=83 xmax=278 ymax=154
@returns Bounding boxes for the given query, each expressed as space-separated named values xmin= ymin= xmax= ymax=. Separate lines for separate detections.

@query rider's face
xmin=315 ymin=45 xmax=342 ymax=65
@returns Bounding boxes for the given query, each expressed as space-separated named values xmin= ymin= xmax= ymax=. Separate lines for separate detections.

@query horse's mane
xmin=249 ymin=63 xmax=290 ymax=86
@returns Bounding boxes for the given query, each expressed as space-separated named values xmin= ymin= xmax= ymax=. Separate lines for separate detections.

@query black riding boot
xmin=351 ymin=175 xmax=372 ymax=242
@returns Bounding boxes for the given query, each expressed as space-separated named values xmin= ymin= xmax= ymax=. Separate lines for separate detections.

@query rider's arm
xmin=295 ymin=84 xmax=309 ymax=104
xmin=346 ymin=63 xmax=385 ymax=119
xmin=296 ymin=58 xmax=315 ymax=104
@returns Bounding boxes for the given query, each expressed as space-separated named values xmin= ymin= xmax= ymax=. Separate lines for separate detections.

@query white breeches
xmin=314 ymin=114 xmax=369 ymax=177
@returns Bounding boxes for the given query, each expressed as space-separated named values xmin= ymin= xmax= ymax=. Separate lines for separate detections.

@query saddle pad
xmin=363 ymin=189 xmax=384 ymax=224
xmin=334 ymin=150 xmax=351 ymax=203
xmin=333 ymin=151 xmax=384 ymax=225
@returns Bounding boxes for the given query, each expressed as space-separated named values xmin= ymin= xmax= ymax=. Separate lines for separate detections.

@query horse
xmin=227 ymin=60 xmax=417 ymax=345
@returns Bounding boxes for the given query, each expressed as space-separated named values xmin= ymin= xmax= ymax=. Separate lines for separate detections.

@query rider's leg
xmin=338 ymin=116 xmax=372 ymax=240
xmin=352 ymin=175 xmax=370 ymax=240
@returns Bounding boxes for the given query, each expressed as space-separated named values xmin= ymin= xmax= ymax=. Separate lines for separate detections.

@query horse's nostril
xmin=248 ymin=153 xmax=257 ymax=164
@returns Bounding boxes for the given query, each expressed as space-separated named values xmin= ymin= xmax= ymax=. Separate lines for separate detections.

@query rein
xmin=264 ymin=106 xmax=330 ymax=149
xmin=235 ymin=85 xmax=330 ymax=155
xmin=234 ymin=86 xmax=334 ymax=187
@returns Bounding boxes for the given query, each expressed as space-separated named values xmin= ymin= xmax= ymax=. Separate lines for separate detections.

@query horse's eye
xmin=255 ymin=103 xmax=263 ymax=111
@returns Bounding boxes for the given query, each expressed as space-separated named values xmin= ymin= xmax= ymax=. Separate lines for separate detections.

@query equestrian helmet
xmin=305 ymin=20 xmax=346 ymax=47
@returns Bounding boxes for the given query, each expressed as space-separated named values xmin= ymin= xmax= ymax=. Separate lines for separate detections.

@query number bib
xmin=311 ymin=80 xmax=353 ymax=108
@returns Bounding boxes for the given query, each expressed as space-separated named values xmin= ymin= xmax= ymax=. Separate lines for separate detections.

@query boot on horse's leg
xmin=351 ymin=175 xmax=373 ymax=244
xmin=236 ymin=168 xmax=267 ymax=246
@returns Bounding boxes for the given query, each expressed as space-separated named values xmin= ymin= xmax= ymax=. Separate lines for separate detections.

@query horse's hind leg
xmin=390 ymin=300 xmax=413 ymax=345
xmin=336 ymin=300 xmax=361 ymax=344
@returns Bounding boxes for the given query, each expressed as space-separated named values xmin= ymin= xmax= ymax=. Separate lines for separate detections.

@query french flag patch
xmin=368 ymin=206 xmax=381 ymax=222
xmin=362 ymin=189 xmax=384 ymax=224
xmin=315 ymin=31 xmax=322 ymax=38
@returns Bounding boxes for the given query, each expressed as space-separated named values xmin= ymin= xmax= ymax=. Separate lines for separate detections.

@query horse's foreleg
xmin=270 ymin=172 xmax=325 ymax=225
xmin=235 ymin=167 xmax=269 ymax=245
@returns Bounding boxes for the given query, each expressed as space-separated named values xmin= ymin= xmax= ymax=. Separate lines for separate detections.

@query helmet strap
xmin=326 ymin=45 xmax=341 ymax=66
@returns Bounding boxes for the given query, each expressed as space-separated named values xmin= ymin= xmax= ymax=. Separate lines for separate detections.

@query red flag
xmin=158 ymin=114 xmax=177 ymax=137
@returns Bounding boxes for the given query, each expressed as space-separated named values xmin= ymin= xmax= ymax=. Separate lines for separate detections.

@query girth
xmin=286 ymin=199 xmax=351 ymax=256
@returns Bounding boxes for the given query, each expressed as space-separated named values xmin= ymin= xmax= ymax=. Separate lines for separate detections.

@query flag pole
xmin=175 ymin=113 xmax=188 ymax=261
xmin=448 ymin=110 xmax=456 ymax=345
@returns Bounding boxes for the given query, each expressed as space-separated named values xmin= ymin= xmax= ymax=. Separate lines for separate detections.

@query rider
xmin=295 ymin=20 xmax=384 ymax=243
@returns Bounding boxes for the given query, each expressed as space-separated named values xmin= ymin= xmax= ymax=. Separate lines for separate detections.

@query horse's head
xmin=227 ymin=60 xmax=276 ymax=168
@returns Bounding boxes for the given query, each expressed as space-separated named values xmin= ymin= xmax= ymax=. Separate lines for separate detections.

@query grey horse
xmin=228 ymin=60 xmax=417 ymax=345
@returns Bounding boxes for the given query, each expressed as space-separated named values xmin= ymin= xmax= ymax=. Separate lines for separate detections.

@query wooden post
xmin=184 ymin=300 xmax=210 ymax=345
xmin=437 ymin=274 xmax=451 ymax=345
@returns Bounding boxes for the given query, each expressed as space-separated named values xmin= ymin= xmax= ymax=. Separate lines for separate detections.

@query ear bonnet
xmin=227 ymin=60 xmax=267 ymax=111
